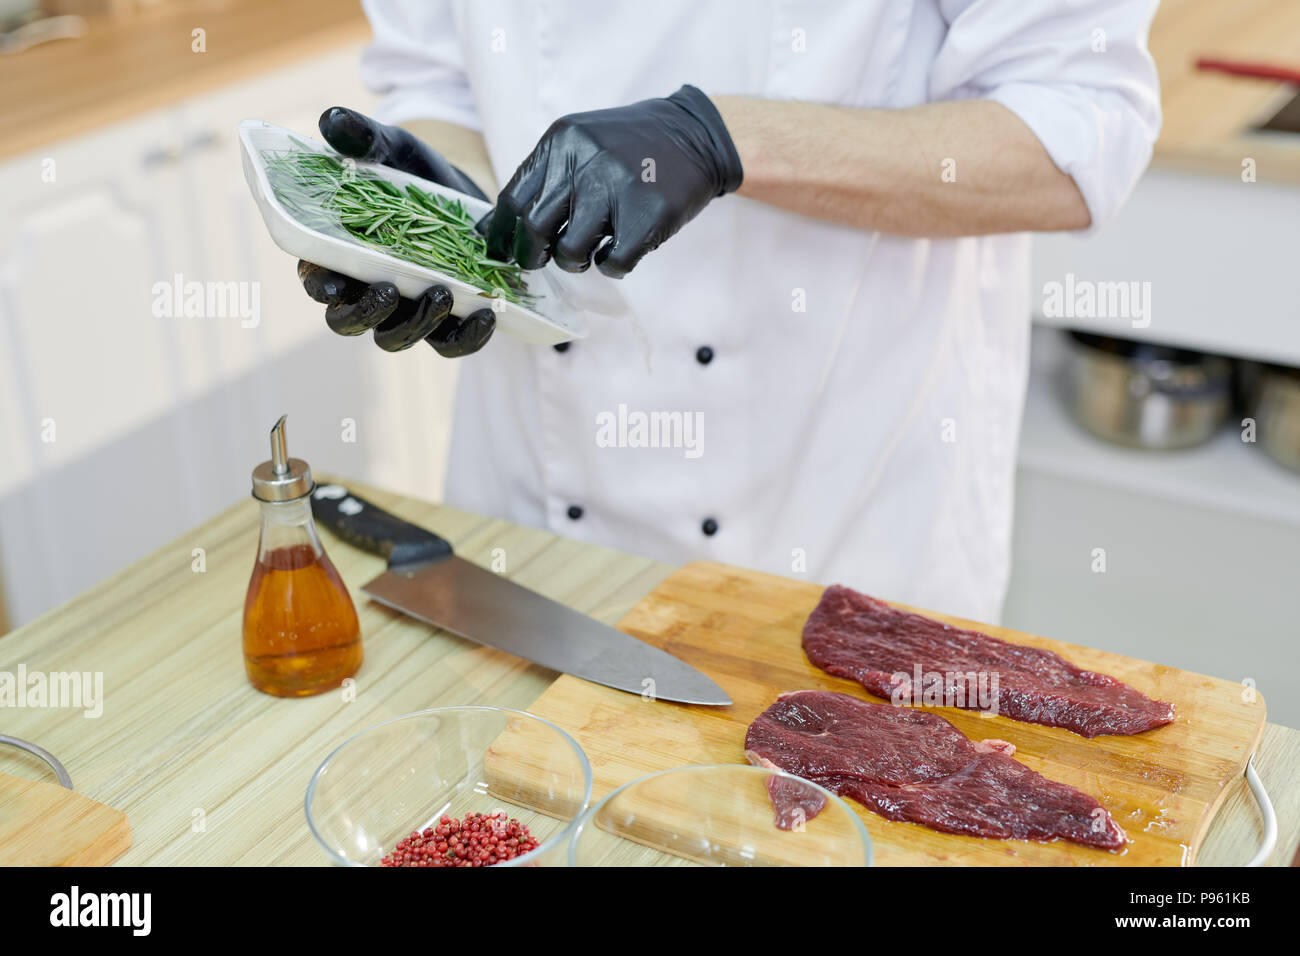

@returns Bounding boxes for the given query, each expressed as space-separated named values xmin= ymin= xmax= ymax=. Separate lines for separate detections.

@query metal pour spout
xmin=251 ymin=414 xmax=313 ymax=502
xmin=271 ymin=414 xmax=290 ymax=476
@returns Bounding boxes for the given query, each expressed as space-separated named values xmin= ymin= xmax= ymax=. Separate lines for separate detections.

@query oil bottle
xmin=242 ymin=415 xmax=362 ymax=697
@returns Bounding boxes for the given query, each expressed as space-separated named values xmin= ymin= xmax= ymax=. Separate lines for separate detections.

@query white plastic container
xmin=239 ymin=119 xmax=588 ymax=345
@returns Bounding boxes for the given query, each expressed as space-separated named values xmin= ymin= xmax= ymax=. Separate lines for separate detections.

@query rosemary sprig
xmin=261 ymin=144 xmax=535 ymax=306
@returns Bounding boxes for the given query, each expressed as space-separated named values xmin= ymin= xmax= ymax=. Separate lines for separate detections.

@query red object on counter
xmin=1195 ymin=56 xmax=1300 ymax=85
xmin=381 ymin=812 xmax=540 ymax=867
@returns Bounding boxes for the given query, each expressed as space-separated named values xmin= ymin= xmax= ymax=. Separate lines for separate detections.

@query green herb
xmin=261 ymin=143 xmax=534 ymax=306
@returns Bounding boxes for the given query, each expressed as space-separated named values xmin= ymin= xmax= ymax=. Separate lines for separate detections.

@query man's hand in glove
xmin=296 ymin=106 xmax=496 ymax=358
xmin=481 ymin=85 xmax=743 ymax=278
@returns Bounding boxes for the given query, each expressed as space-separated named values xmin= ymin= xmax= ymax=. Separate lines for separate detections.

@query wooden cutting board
xmin=518 ymin=561 xmax=1267 ymax=866
xmin=0 ymin=772 xmax=131 ymax=866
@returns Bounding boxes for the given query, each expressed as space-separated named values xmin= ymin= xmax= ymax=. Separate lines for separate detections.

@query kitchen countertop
xmin=0 ymin=0 xmax=371 ymax=161
xmin=0 ymin=478 xmax=1295 ymax=866
xmin=1150 ymin=0 xmax=1300 ymax=182
xmin=3 ymin=0 xmax=1299 ymax=179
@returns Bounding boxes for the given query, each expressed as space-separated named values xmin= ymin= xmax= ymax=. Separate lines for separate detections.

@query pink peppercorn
xmin=379 ymin=811 xmax=540 ymax=867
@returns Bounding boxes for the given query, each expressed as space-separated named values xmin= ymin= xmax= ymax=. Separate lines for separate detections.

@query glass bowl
xmin=306 ymin=706 xmax=592 ymax=866
xmin=568 ymin=764 xmax=873 ymax=867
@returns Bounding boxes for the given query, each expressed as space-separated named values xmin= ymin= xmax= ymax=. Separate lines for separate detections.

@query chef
xmin=299 ymin=0 xmax=1161 ymax=624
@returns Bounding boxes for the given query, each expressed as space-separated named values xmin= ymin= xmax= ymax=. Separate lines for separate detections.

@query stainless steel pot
xmin=1063 ymin=331 xmax=1231 ymax=449
xmin=1252 ymin=364 xmax=1300 ymax=475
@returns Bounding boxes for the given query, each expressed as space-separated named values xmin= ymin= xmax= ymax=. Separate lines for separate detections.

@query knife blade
xmin=311 ymin=484 xmax=732 ymax=707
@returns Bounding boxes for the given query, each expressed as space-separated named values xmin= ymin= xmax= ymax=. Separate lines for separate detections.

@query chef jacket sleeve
xmin=929 ymin=0 xmax=1162 ymax=233
xmin=359 ymin=0 xmax=481 ymax=131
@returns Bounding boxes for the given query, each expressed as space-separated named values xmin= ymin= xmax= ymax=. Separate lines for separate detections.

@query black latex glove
xmin=480 ymin=84 xmax=743 ymax=278
xmin=297 ymin=106 xmax=496 ymax=357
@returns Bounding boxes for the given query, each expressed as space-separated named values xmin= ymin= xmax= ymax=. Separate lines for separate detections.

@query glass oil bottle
xmin=243 ymin=415 xmax=362 ymax=697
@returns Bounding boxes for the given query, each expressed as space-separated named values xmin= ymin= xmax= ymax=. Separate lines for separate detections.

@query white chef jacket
xmin=359 ymin=0 xmax=1160 ymax=623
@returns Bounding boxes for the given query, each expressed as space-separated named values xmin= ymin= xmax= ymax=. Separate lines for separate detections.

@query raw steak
xmin=746 ymin=691 xmax=1127 ymax=849
xmin=803 ymin=584 xmax=1175 ymax=737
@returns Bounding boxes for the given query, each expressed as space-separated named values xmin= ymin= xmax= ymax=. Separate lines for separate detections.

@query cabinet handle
xmin=141 ymin=145 xmax=183 ymax=168
xmin=184 ymin=130 xmax=223 ymax=152
xmin=140 ymin=130 xmax=223 ymax=170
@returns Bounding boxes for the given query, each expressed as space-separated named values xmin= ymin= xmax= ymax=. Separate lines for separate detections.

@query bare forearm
xmin=711 ymin=96 xmax=1091 ymax=237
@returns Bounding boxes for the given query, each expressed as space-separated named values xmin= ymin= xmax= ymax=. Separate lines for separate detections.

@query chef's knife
xmin=311 ymin=484 xmax=732 ymax=707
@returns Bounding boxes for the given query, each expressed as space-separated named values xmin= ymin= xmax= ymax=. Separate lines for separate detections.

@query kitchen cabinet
xmin=0 ymin=109 xmax=189 ymax=611
xmin=0 ymin=110 xmax=179 ymax=482
xmin=1030 ymin=170 xmax=1300 ymax=366
xmin=0 ymin=44 xmax=459 ymax=627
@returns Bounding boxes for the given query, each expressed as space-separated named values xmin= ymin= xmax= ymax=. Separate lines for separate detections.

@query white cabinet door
xmin=0 ymin=109 xmax=199 ymax=620
xmin=0 ymin=111 xmax=186 ymax=481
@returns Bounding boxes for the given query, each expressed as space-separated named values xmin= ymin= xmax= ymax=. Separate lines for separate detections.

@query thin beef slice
xmin=803 ymin=584 xmax=1174 ymax=737
xmin=745 ymin=690 xmax=1127 ymax=850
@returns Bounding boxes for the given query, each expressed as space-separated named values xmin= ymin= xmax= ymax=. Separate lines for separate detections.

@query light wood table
xmin=0 ymin=479 xmax=1295 ymax=866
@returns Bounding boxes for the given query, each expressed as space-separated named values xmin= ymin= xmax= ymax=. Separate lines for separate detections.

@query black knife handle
xmin=311 ymin=484 xmax=453 ymax=569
